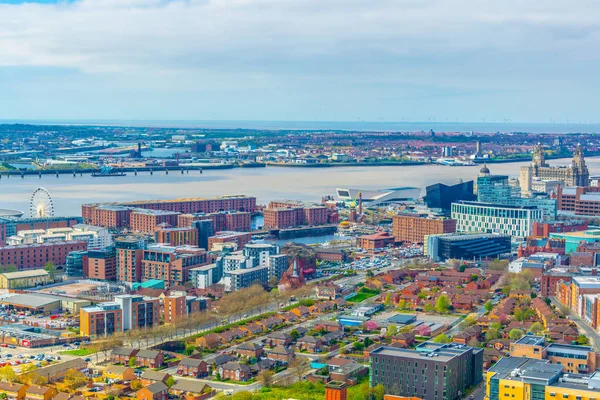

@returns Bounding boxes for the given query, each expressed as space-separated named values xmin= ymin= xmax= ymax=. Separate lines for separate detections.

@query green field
xmin=347 ymin=287 xmax=380 ymax=303
xmin=60 ymin=348 xmax=95 ymax=356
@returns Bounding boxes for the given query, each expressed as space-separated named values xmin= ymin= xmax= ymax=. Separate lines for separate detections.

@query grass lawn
xmin=347 ymin=292 xmax=377 ymax=303
xmin=60 ymin=348 xmax=95 ymax=356
xmin=347 ymin=287 xmax=380 ymax=303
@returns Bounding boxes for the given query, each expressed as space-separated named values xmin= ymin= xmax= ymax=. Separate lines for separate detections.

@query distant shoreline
xmin=2 ymin=119 xmax=600 ymax=134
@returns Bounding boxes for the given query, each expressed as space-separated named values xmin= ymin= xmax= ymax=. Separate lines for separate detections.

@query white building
xmin=7 ymin=224 xmax=112 ymax=249
xmin=451 ymin=201 xmax=543 ymax=240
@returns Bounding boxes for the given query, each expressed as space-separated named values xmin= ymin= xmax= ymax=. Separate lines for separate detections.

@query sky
xmin=1 ymin=0 xmax=600 ymax=123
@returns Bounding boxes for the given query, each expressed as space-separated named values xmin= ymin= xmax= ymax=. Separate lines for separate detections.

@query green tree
xmin=484 ymin=301 xmax=494 ymax=312
xmin=471 ymin=274 xmax=479 ymax=281
xmin=386 ymin=325 xmax=398 ymax=337
xmin=432 ymin=334 xmax=451 ymax=343
xmin=514 ymin=309 xmax=525 ymax=321
xmin=458 ymin=265 xmax=466 ymax=272
xmin=529 ymin=322 xmax=544 ymax=335
xmin=509 ymin=329 xmax=525 ymax=340
xmin=44 ymin=261 xmax=58 ymax=280
xmin=491 ymin=322 xmax=502 ymax=331
xmin=165 ymin=376 xmax=176 ymax=388
xmin=128 ymin=356 xmax=136 ymax=367
xmin=577 ymin=335 xmax=589 ymax=345
xmin=459 ymin=316 xmax=477 ymax=330
xmin=371 ymin=383 xmax=386 ymax=400
xmin=131 ymin=380 xmax=143 ymax=390
xmin=258 ymin=370 xmax=275 ymax=388
xmin=0 ymin=365 xmax=16 ymax=383
xmin=486 ymin=328 xmax=500 ymax=340
xmin=423 ymin=303 xmax=434 ymax=313
xmin=353 ymin=342 xmax=365 ymax=351
xmin=435 ymin=295 xmax=451 ymax=314
xmin=0 ymin=392 xmax=7 ymax=399
xmin=364 ymin=337 xmax=373 ymax=348
xmin=290 ymin=329 xmax=301 ymax=341
xmin=384 ymin=292 xmax=392 ymax=306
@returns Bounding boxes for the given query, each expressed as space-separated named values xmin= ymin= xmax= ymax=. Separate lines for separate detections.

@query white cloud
xmin=1 ymin=0 xmax=599 ymax=75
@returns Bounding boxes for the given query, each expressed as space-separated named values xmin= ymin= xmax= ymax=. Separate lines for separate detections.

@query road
xmin=464 ymin=379 xmax=486 ymax=400
xmin=549 ymin=297 xmax=599 ymax=351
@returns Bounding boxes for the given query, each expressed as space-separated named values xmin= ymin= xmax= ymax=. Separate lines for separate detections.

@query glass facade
xmin=451 ymin=202 xmax=543 ymax=239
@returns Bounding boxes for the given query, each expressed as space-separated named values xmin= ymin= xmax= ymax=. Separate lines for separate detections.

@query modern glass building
xmin=425 ymin=233 xmax=511 ymax=261
xmin=424 ymin=181 xmax=476 ymax=214
xmin=451 ymin=201 xmax=543 ymax=239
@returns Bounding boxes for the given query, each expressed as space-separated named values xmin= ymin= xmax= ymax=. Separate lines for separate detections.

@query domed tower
xmin=479 ymin=164 xmax=491 ymax=177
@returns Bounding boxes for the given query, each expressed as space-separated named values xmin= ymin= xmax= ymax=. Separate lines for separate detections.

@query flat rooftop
xmin=515 ymin=335 xmax=545 ymax=346
xmin=572 ymin=276 xmax=600 ymax=288
xmin=0 ymin=293 xmax=63 ymax=309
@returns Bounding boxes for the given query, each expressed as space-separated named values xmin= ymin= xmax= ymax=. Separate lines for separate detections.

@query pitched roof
xmin=141 ymin=370 xmax=170 ymax=382
xmin=179 ymin=358 xmax=206 ymax=367
xmin=145 ymin=382 xmax=168 ymax=394
xmin=0 ymin=382 xmax=25 ymax=392
xmin=170 ymin=380 xmax=210 ymax=393
xmin=105 ymin=365 xmax=132 ymax=375
xmin=136 ymin=349 xmax=161 ymax=359
xmin=112 ymin=347 xmax=138 ymax=356
xmin=26 ymin=385 xmax=52 ymax=395
xmin=221 ymin=361 xmax=251 ymax=373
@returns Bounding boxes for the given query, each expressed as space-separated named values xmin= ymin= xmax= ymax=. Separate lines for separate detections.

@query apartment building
xmin=392 ymin=214 xmax=456 ymax=244
xmin=370 ymin=342 xmax=483 ymax=400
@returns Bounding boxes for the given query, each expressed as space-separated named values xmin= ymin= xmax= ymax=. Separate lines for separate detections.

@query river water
xmin=1 ymin=157 xmax=599 ymax=216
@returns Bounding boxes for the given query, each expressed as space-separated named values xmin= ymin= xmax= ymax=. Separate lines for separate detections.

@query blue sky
xmin=1 ymin=0 xmax=600 ymax=123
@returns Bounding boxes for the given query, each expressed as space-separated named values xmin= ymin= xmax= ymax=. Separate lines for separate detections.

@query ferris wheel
xmin=30 ymin=187 xmax=55 ymax=218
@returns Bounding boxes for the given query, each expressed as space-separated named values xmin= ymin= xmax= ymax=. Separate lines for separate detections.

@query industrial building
xmin=0 ymin=269 xmax=50 ymax=289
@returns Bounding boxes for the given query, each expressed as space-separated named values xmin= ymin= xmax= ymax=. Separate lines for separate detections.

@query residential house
xmin=265 ymin=346 xmax=295 ymax=364
xmin=327 ymin=357 xmax=354 ymax=372
xmin=177 ymin=358 xmax=208 ymax=378
xmin=24 ymin=386 xmax=57 ymax=400
xmin=329 ymin=362 xmax=369 ymax=383
xmin=250 ymin=359 xmax=275 ymax=374
xmin=111 ymin=347 xmax=139 ymax=364
xmin=322 ymin=331 xmax=344 ymax=345
xmin=266 ymin=332 xmax=292 ymax=347
xmin=453 ymin=325 xmax=483 ymax=345
xmin=452 ymin=295 xmax=479 ymax=311
xmin=290 ymin=306 xmax=310 ymax=318
xmin=281 ymin=312 xmax=299 ymax=323
xmin=0 ymin=382 xmax=26 ymax=399
xmin=236 ymin=342 xmax=264 ymax=359
xmin=296 ymin=336 xmax=323 ymax=353
xmin=169 ymin=381 xmax=214 ymax=400
xmin=195 ymin=333 xmax=221 ymax=349
xmin=314 ymin=320 xmax=343 ymax=332
xmin=391 ymin=332 xmax=416 ymax=348
xmin=33 ymin=358 xmax=87 ymax=383
xmin=310 ymin=301 xmax=334 ymax=314
xmin=242 ymin=322 xmax=264 ymax=336
xmin=205 ymin=354 xmax=236 ymax=374
xmin=141 ymin=370 xmax=171 ymax=386
xmin=104 ymin=365 xmax=136 ymax=382
xmin=136 ymin=350 xmax=165 ymax=368
xmin=401 ymin=284 xmax=421 ymax=296
xmin=219 ymin=362 xmax=252 ymax=382
xmin=137 ymin=382 xmax=169 ymax=400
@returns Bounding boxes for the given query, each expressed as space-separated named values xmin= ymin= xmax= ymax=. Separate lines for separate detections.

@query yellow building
xmin=486 ymin=357 xmax=600 ymax=400
xmin=0 ymin=269 xmax=50 ymax=289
